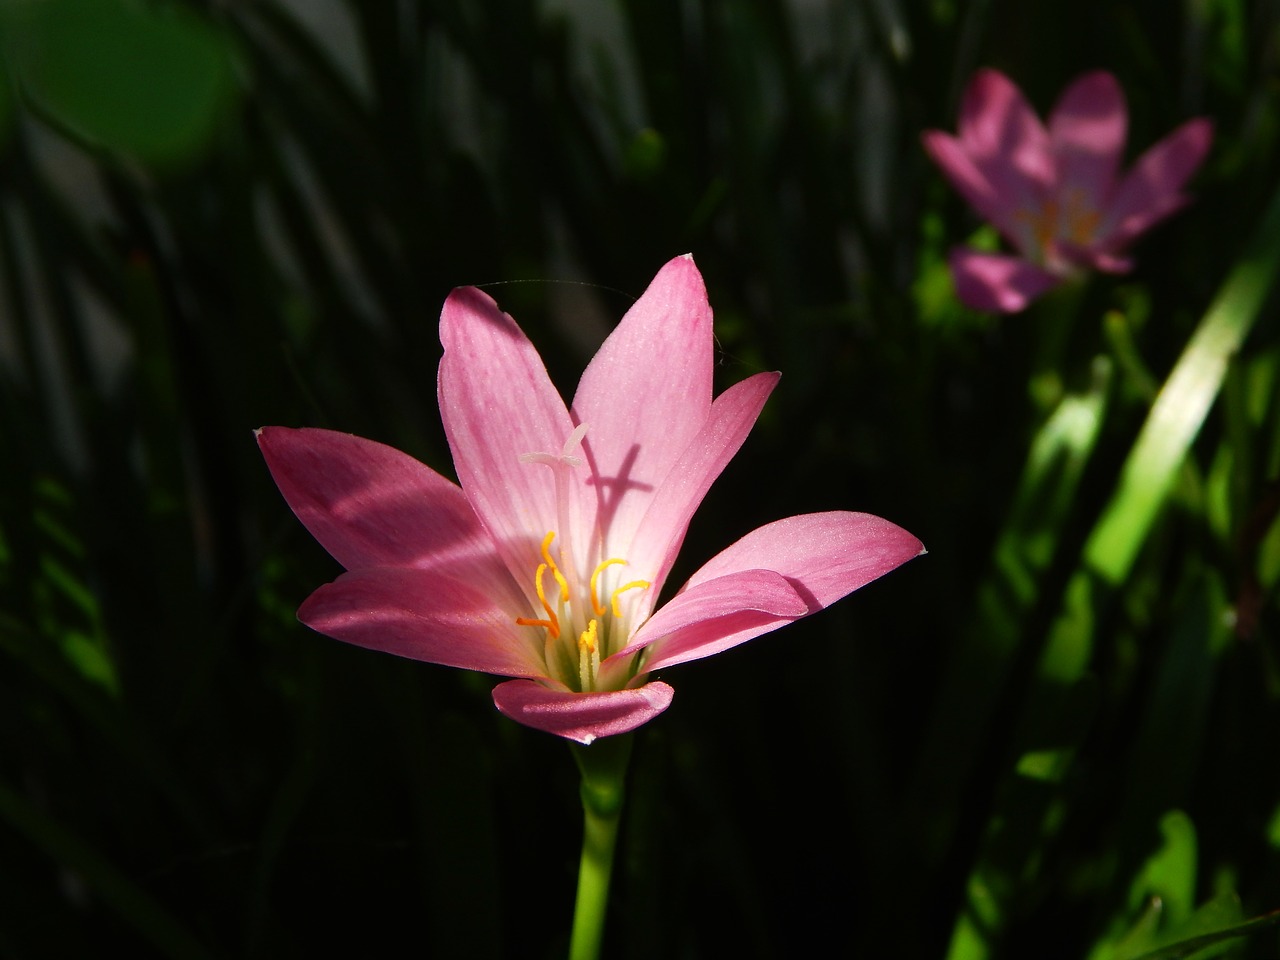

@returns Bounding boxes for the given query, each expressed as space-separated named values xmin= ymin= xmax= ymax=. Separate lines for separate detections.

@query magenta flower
xmin=258 ymin=256 xmax=923 ymax=744
xmin=922 ymin=68 xmax=1213 ymax=312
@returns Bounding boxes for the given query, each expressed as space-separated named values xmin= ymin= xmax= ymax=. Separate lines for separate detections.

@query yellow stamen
xmin=589 ymin=558 xmax=628 ymax=615
xmin=539 ymin=530 xmax=570 ymax=599
xmin=610 ymin=580 xmax=650 ymax=618
xmin=579 ymin=618 xmax=598 ymax=654
xmin=578 ymin=618 xmax=600 ymax=691
xmin=1062 ymin=189 xmax=1101 ymax=244
xmin=515 ymin=562 xmax=560 ymax=638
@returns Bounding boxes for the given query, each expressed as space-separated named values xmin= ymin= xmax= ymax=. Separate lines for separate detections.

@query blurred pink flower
xmin=259 ymin=255 xmax=923 ymax=743
xmin=922 ymin=68 xmax=1213 ymax=312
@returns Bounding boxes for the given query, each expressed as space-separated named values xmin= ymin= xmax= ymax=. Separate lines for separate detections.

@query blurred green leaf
xmin=1088 ymin=811 xmax=1198 ymax=960
xmin=5 ymin=0 xmax=237 ymax=164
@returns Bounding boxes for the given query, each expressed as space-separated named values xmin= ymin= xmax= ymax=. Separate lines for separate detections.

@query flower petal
xmin=571 ymin=255 xmax=714 ymax=559
xmin=606 ymin=568 xmax=809 ymax=677
xmin=922 ymin=130 xmax=1023 ymax=242
xmin=623 ymin=371 xmax=780 ymax=613
xmin=958 ymin=68 xmax=1055 ymax=222
xmin=437 ymin=286 xmax=590 ymax=589
xmin=684 ymin=510 xmax=925 ymax=611
xmin=491 ymin=679 xmax=675 ymax=744
xmin=948 ymin=248 xmax=1061 ymax=313
xmin=1047 ymin=70 xmax=1128 ymax=213
xmin=298 ymin=566 xmax=547 ymax=679
xmin=256 ymin=427 xmax=515 ymax=596
xmin=1100 ymin=117 xmax=1213 ymax=247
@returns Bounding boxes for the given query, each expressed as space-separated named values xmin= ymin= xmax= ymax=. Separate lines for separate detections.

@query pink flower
xmin=922 ymin=69 xmax=1213 ymax=312
xmin=258 ymin=256 xmax=923 ymax=744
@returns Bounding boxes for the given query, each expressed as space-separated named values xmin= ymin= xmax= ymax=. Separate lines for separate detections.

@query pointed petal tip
xmin=655 ymin=252 xmax=706 ymax=287
xmin=441 ymin=284 xmax=502 ymax=329
xmin=1180 ymin=116 xmax=1215 ymax=159
xmin=919 ymin=128 xmax=952 ymax=154
xmin=970 ymin=66 xmax=1013 ymax=88
xmin=1057 ymin=69 xmax=1123 ymax=106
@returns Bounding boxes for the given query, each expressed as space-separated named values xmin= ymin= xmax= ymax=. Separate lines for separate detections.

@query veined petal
xmin=921 ymin=130 xmax=1025 ymax=243
xmin=958 ymin=68 xmax=1055 ymax=217
xmin=438 ymin=286 xmax=591 ymax=589
xmin=298 ymin=566 xmax=548 ymax=679
xmin=624 ymin=371 xmax=780 ymax=614
xmin=256 ymin=427 xmax=517 ymax=603
xmin=948 ymin=248 xmax=1062 ymax=313
xmin=684 ymin=511 xmax=925 ymax=611
xmin=1100 ymin=117 xmax=1213 ymax=247
xmin=491 ymin=679 xmax=675 ymax=744
xmin=606 ymin=568 xmax=808 ymax=677
xmin=1048 ymin=70 xmax=1127 ymax=212
xmin=571 ymin=255 xmax=714 ymax=556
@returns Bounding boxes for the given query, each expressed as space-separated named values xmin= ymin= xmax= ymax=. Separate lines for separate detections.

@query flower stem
xmin=568 ymin=734 xmax=633 ymax=960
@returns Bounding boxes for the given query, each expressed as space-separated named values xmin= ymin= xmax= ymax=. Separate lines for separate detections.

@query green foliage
xmin=2 ymin=0 xmax=238 ymax=165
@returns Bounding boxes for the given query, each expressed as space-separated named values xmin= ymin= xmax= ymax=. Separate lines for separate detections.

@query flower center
xmin=515 ymin=530 xmax=649 ymax=691
xmin=1015 ymin=188 xmax=1102 ymax=269
xmin=516 ymin=425 xmax=650 ymax=692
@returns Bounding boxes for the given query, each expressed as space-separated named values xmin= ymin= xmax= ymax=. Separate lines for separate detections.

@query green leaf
xmin=6 ymin=0 xmax=237 ymax=165
xmin=1088 ymin=811 xmax=1198 ymax=960
xmin=1085 ymin=178 xmax=1280 ymax=586
xmin=1127 ymin=901 xmax=1280 ymax=960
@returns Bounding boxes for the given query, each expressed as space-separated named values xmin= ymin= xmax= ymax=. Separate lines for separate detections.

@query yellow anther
xmin=577 ymin=618 xmax=600 ymax=691
xmin=579 ymin=619 xmax=598 ymax=654
xmin=515 ymin=562 xmax=560 ymax=638
xmin=1034 ymin=199 xmax=1058 ymax=252
xmin=539 ymin=531 xmax=570 ymax=599
xmin=589 ymin=558 xmax=628 ymax=616
xmin=610 ymin=580 xmax=650 ymax=618
xmin=1062 ymin=190 xmax=1100 ymax=244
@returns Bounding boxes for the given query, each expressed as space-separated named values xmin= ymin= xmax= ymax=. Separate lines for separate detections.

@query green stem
xmin=567 ymin=734 xmax=633 ymax=960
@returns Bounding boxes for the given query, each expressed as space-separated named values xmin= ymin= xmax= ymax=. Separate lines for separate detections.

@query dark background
xmin=1 ymin=1 xmax=1278 ymax=957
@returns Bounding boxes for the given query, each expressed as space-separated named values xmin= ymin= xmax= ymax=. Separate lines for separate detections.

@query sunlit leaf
xmin=1127 ymin=900 xmax=1280 ymax=960
xmin=1085 ymin=181 xmax=1280 ymax=586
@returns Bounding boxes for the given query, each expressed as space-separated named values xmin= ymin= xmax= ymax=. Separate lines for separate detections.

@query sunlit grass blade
xmin=1085 ymin=180 xmax=1280 ymax=587
xmin=1126 ymin=904 xmax=1280 ymax=960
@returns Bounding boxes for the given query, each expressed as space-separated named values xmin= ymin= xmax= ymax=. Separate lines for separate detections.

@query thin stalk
xmin=568 ymin=734 xmax=633 ymax=960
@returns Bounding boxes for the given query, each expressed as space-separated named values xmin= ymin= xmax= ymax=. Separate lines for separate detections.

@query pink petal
xmin=1048 ymin=71 xmax=1127 ymax=212
xmin=298 ymin=566 xmax=548 ymax=679
xmin=491 ymin=679 xmax=675 ymax=744
xmin=607 ymin=568 xmax=809 ymax=676
xmin=1100 ymin=117 xmax=1213 ymax=247
xmin=957 ymin=69 xmax=1055 ymax=217
xmin=1056 ymin=240 xmax=1134 ymax=275
xmin=623 ymin=371 xmax=780 ymax=614
xmin=948 ymin=248 xmax=1062 ymax=313
xmin=684 ymin=511 xmax=925 ymax=611
xmin=572 ymin=255 xmax=714 ymax=560
xmin=256 ymin=428 xmax=516 ymax=600
xmin=921 ymin=130 xmax=1024 ymax=241
xmin=437 ymin=286 xmax=591 ymax=590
